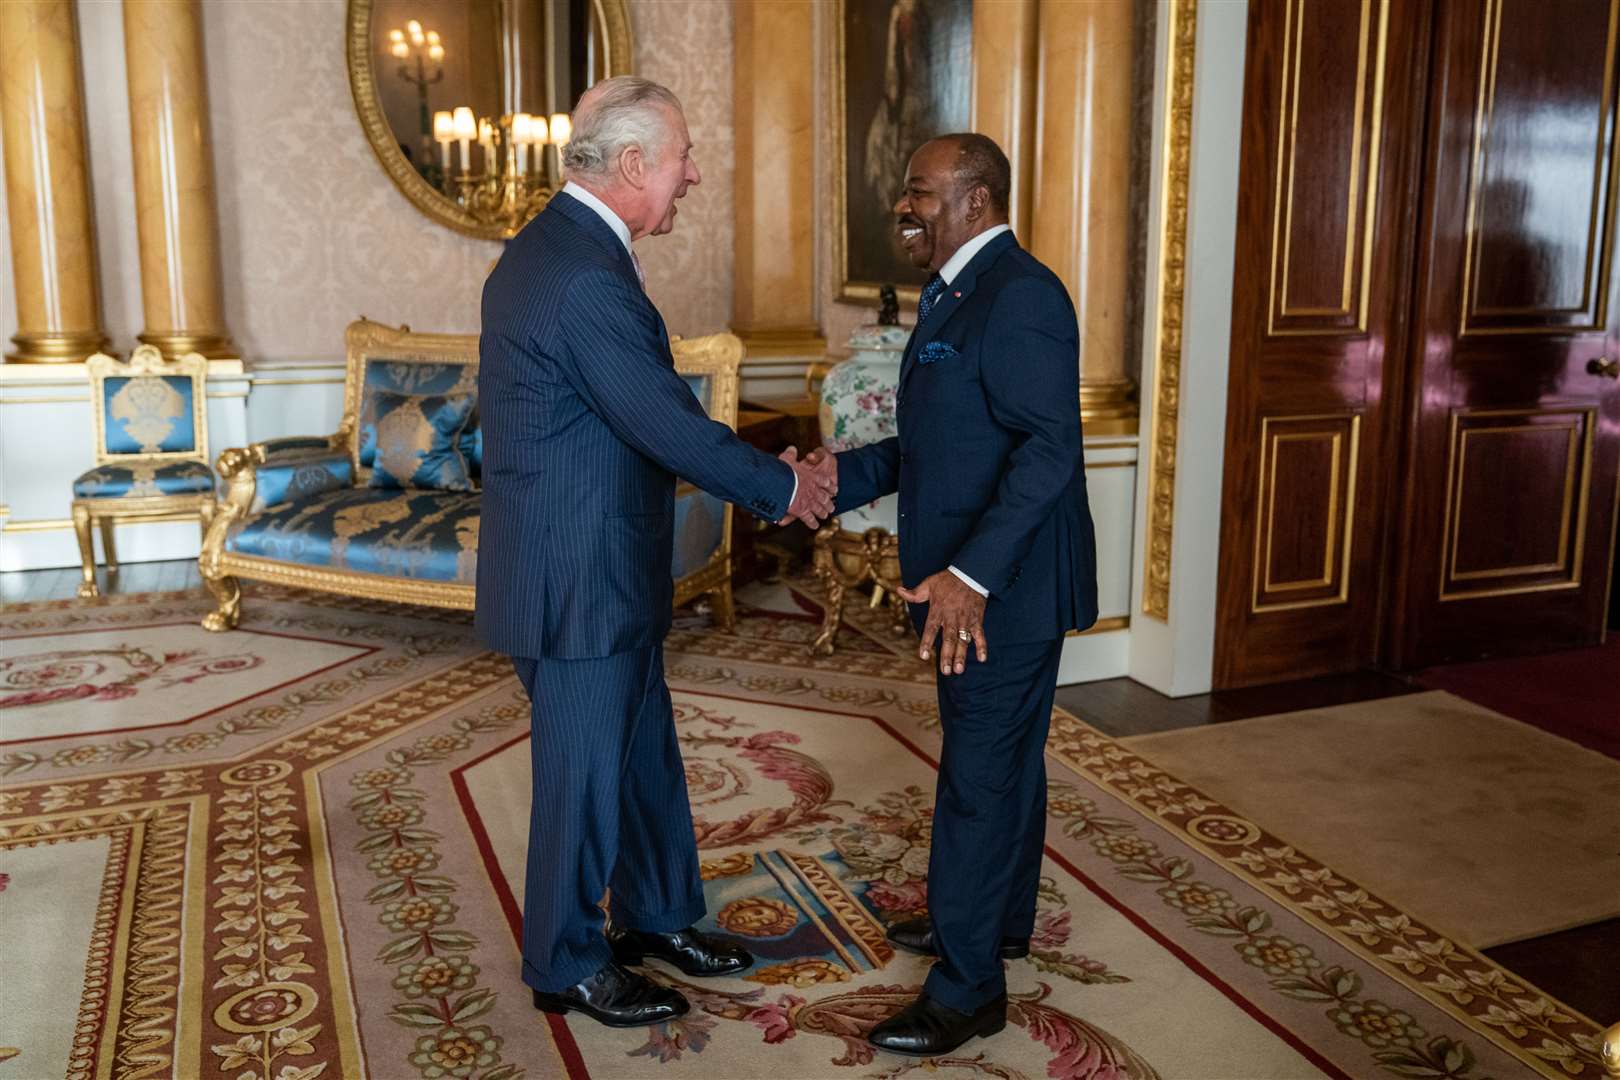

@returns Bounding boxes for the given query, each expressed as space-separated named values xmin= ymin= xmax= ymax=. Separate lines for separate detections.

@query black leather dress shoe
xmin=886 ymin=917 xmax=1030 ymax=960
xmin=607 ymin=923 xmax=752 ymax=977
xmin=867 ymin=992 xmax=1007 ymax=1057
xmin=531 ymin=960 xmax=689 ymax=1028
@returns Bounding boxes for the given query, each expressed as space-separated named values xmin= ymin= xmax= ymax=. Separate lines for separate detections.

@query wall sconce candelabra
xmin=432 ymin=107 xmax=572 ymax=237
xmin=389 ymin=20 xmax=443 ymax=167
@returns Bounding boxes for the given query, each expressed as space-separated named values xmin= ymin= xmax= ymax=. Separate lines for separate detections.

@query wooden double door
xmin=1216 ymin=0 xmax=1620 ymax=686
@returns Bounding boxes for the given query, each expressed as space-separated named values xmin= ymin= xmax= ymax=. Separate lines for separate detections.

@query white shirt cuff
xmin=948 ymin=565 xmax=989 ymax=597
xmin=788 ymin=472 xmax=798 ymax=513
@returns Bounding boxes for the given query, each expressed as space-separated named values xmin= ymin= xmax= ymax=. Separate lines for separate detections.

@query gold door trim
xmin=1437 ymin=407 xmax=1594 ymax=600
xmin=1249 ymin=413 xmax=1361 ymax=613
xmin=1141 ymin=0 xmax=1197 ymax=622
xmin=1459 ymin=0 xmax=1620 ymax=334
xmin=1265 ymin=0 xmax=1388 ymax=336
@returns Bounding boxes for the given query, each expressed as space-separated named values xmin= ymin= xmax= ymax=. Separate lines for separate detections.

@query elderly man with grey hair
xmin=477 ymin=77 xmax=837 ymax=1029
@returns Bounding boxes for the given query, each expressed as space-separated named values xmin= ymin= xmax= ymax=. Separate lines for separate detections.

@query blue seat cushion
xmin=74 ymin=460 xmax=213 ymax=499
xmin=225 ymin=487 xmax=478 ymax=584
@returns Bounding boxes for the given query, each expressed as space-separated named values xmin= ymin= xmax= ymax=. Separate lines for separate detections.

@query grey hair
xmin=562 ymin=76 xmax=682 ymax=180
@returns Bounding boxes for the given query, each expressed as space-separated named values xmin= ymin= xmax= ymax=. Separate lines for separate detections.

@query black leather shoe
xmin=531 ymin=960 xmax=689 ymax=1028
xmin=607 ymin=922 xmax=752 ymax=977
xmin=887 ymin=917 xmax=1030 ymax=960
xmin=867 ymin=992 xmax=1007 ymax=1057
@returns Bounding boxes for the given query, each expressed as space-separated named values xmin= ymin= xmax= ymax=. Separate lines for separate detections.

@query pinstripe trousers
xmin=510 ymin=647 xmax=707 ymax=992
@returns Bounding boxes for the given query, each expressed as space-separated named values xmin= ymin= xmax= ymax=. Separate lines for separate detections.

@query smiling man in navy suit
xmin=821 ymin=134 xmax=1098 ymax=1057
xmin=477 ymin=77 xmax=837 ymax=1030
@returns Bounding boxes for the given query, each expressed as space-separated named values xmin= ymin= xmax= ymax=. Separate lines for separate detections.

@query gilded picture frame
xmin=345 ymin=0 xmax=633 ymax=241
xmin=831 ymin=0 xmax=973 ymax=304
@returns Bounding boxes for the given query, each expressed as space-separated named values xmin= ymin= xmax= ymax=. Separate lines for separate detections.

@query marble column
xmin=1031 ymin=0 xmax=1137 ymax=432
xmin=123 ymin=0 xmax=236 ymax=358
xmin=0 ymin=0 xmax=110 ymax=363
xmin=732 ymin=0 xmax=823 ymax=359
xmin=972 ymin=0 xmax=1038 ymax=238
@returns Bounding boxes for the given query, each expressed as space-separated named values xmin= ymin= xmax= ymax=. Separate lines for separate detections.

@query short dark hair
xmin=941 ymin=133 xmax=1011 ymax=214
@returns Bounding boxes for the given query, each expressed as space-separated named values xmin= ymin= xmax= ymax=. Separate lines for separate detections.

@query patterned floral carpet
xmin=0 ymin=579 xmax=1608 ymax=1079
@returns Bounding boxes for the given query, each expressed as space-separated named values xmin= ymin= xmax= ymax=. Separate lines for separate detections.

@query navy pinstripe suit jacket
xmin=476 ymin=192 xmax=795 ymax=660
xmin=833 ymin=231 xmax=1098 ymax=645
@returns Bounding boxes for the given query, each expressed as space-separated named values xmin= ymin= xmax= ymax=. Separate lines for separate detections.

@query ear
xmin=618 ymin=144 xmax=646 ymax=189
xmin=964 ymin=183 xmax=990 ymax=223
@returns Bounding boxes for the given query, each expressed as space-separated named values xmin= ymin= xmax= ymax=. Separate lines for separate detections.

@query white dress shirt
xmin=933 ymin=224 xmax=1013 ymax=600
xmin=560 ymin=182 xmax=797 ymax=507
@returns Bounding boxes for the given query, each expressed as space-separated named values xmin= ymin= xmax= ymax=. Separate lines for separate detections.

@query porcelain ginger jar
xmin=818 ymin=323 xmax=908 ymax=534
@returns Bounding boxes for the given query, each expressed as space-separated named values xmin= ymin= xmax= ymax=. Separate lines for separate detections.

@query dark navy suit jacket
xmin=476 ymin=192 xmax=796 ymax=659
xmin=834 ymin=231 xmax=1098 ymax=645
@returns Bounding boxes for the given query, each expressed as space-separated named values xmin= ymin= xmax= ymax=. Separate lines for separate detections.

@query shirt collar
xmin=938 ymin=224 xmax=1013 ymax=285
xmin=561 ymin=181 xmax=633 ymax=256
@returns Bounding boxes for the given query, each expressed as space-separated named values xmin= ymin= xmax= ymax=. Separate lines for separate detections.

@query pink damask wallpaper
xmin=201 ymin=0 xmax=735 ymax=364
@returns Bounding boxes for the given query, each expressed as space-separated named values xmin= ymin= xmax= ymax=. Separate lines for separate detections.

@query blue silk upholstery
xmin=364 ymin=390 xmax=477 ymax=492
xmin=251 ymin=450 xmax=355 ymax=513
xmin=356 ymin=360 xmax=480 ymax=479
xmin=672 ymin=487 xmax=724 ymax=579
xmin=101 ymin=375 xmax=197 ymax=454
xmin=74 ymin=460 xmax=213 ymax=499
xmin=226 ymin=488 xmax=480 ymax=584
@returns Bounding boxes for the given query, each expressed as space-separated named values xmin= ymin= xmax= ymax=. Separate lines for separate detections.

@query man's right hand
xmin=778 ymin=447 xmax=836 ymax=528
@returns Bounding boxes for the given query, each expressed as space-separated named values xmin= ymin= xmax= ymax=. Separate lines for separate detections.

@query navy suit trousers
xmin=510 ymin=647 xmax=706 ymax=992
xmin=923 ymin=637 xmax=1064 ymax=1012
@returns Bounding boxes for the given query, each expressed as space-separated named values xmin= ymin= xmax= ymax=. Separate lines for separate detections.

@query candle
xmin=512 ymin=113 xmax=532 ymax=174
xmin=452 ymin=107 xmax=475 ymax=174
xmin=390 ymin=40 xmax=408 ymax=59
xmin=433 ymin=111 xmax=453 ymax=174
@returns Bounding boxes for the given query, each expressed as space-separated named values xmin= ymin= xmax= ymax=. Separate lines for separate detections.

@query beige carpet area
xmin=1126 ymin=690 xmax=1620 ymax=949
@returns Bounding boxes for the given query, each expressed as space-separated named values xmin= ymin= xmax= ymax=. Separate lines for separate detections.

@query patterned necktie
xmin=631 ymin=250 xmax=646 ymax=289
xmin=916 ymin=274 xmax=946 ymax=325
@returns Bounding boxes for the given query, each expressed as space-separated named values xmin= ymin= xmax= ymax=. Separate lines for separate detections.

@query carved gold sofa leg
xmin=201 ymin=574 xmax=241 ymax=631
xmin=199 ymin=446 xmax=255 ymax=631
xmin=71 ymin=503 xmax=99 ymax=598
xmin=1601 ymin=1019 xmax=1619 ymax=1078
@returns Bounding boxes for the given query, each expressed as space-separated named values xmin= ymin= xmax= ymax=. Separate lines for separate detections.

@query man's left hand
xmin=896 ymin=571 xmax=988 ymax=676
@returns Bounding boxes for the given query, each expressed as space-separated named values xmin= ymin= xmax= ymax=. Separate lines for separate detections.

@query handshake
xmin=777 ymin=446 xmax=838 ymax=529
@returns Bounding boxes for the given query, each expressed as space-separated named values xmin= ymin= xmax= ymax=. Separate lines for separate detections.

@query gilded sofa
xmin=199 ymin=319 xmax=743 ymax=632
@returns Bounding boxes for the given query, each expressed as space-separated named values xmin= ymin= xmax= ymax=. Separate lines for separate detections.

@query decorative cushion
xmin=357 ymin=360 xmax=480 ymax=478
xmin=673 ymin=487 xmax=725 ymax=579
xmin=226 ymin=487 xmax=479 ymax=584
xmin=102 ymin=375 xmax=197 ymax=454
xmin=73 ymin=459 xmax=213 ymax=500
xmin=364 ymin=391 xmax=477 ymax=492
xmin=250 ymin=450 xmax=355 ymax=513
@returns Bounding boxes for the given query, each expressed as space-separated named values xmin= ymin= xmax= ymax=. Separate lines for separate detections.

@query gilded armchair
xmin=72 ymin=346 xmax=215 ymax=598
xmin=199 ymin=319 xmax=744 ymax=632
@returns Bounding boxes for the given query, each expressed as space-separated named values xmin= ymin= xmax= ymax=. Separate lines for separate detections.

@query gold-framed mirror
xmin=346 ymin=0 xmax=633 ymax=240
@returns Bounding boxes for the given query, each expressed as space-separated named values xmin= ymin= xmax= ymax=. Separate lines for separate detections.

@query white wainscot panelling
xmin=1057 ymin=435 xmax=1139 ymax=685
xmin=0 ymin=362 xmax=250 ymax=571
xmin=246 ymin=361 xmax=348 ymax=444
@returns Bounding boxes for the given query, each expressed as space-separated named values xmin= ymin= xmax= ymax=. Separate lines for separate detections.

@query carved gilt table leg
xmin=809 ymin=522 xmax=905 ymax=655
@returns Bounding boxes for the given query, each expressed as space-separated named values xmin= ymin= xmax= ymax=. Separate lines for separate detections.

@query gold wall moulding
xmin=346 ymin=0 xmax=632 ymax=241
xmin=1142 ymin=0 xmax=1197 ymax=622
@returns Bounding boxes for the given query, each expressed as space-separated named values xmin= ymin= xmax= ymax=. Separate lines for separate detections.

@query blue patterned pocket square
xmin=918 ymin=341 xmax=960 ymax=365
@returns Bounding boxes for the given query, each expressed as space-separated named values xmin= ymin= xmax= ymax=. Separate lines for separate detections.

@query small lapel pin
xmin=953 ymin=291 xmax=961 ymax=298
